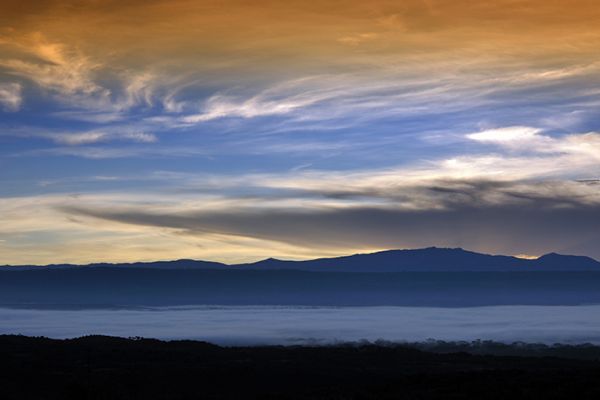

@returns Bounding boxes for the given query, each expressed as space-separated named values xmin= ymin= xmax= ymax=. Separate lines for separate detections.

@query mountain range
xmin=3 ymin=247 xmax=600 ymax=272
xmin=3 ymin=248 xmax=600 ymax=307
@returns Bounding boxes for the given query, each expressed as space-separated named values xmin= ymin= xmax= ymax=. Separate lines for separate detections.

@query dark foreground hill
xmin=2 ymin=335 xmax=600 ymax=400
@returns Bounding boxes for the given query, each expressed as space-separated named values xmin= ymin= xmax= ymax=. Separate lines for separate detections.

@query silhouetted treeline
xmin=374 ymin=339 xmax=600 ymax=360
xmin=2 ymin=335 xmax=600 ymax=399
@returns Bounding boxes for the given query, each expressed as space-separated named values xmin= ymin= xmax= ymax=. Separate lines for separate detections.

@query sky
xmin=1 ymin=0 xmax=600 ymax=265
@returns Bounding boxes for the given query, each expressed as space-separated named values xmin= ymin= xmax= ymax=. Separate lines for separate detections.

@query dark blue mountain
xmin=534 ymin=252 xmax=600 ymax=270
xmin=236 ymin=247 xmax=600 ymax=272
xmin=2 ymin=247 xmax=599 ymax=272
xmin=2 ymin=259 xmax=226 ymax=271
xmin=2 ymin=248 xmax=600 ymax=307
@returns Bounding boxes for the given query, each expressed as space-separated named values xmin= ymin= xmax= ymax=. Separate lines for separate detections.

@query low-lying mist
xmin=2 ymin=305 xmax=600 ymax=345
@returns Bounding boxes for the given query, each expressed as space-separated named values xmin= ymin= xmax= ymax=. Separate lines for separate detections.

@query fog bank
xmin=2 ymin=305 xmax=600 ymax=345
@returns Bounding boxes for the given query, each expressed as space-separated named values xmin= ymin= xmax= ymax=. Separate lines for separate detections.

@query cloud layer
xmin=4 ymin=305 xmax=600 ymax=345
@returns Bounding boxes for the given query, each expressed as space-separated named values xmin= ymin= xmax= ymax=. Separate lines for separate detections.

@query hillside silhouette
xmin=2 ymin=335 xmax=600 ymax=400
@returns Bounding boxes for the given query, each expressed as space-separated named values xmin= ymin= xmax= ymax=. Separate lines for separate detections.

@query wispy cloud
xmin=0 ymin=34 xmax=172 ymax=118
xmin=181 ymin=77 xmax=340 ymax=123
xmin=17 ymin=144 xmax=213 ymax=160
xmin=466 ymin=126 xmax=600 ymax=163
xmin=50 ymin=131 xmax=157 ymax=146
xmin=121 ymin=72 xmax=155 ymax=109
xmin=174 ymin=59 xmax=600 ymax=135
xmin=466 ymin=127 xmax=543 ymax=144
xmin=0 ymin=125 xmax=158 ymax=148
xmin=0 ymin=82 xmax=22 ymax=111
xmin=0 ymin=34 xmax=110 ymax=106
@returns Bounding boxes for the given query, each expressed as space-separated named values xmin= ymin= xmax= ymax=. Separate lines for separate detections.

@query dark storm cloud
xmin=61 ymin=179 xmax=600 ymax=259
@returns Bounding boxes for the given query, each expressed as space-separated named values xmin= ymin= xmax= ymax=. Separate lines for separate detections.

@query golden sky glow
xmin=3 ymin=1 xmax=600 ymax=81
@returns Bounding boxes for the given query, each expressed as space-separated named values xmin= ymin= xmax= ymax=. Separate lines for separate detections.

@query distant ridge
xmin=3 ymin=247 xmax=600 ymax=272
xmin=3 ymin=248 xmax=600 ymax=307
